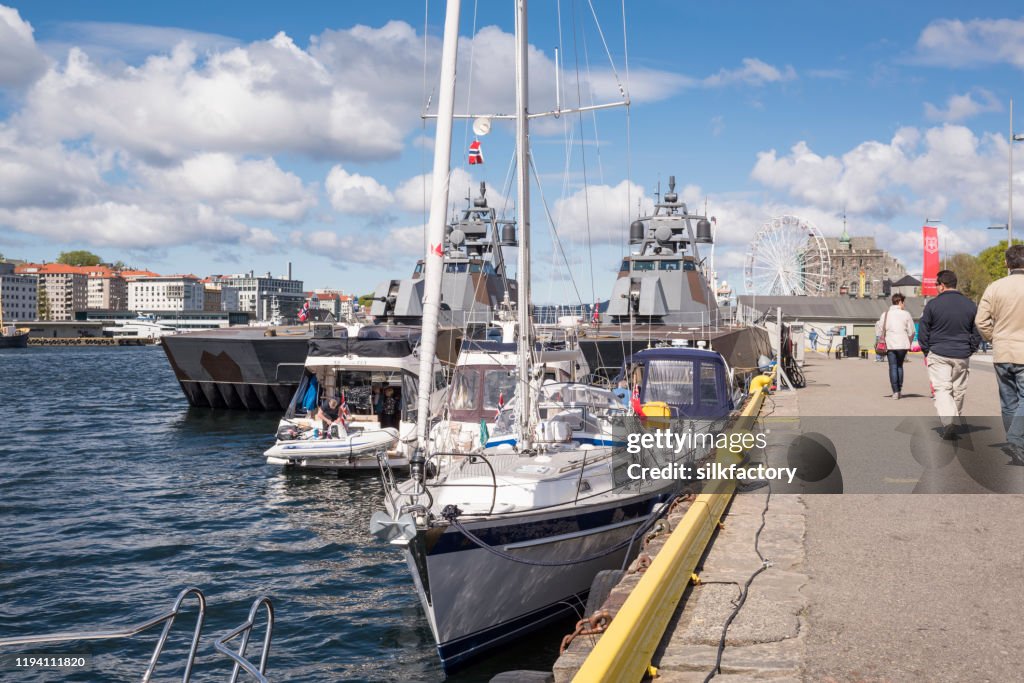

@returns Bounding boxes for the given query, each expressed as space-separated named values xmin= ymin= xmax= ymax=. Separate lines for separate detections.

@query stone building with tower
xmin=824 ymin=226 xmax=908 ymax=298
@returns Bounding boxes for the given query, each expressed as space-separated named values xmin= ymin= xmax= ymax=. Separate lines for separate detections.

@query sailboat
xmin=370 ymin=0 xmax=737 ymax=671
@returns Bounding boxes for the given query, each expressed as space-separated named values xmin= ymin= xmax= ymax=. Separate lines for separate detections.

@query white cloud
xmin=137 ymin=153 xmax=317 ymax=221
xmin=325 ymin=166 xmax=394 ymax=214
xmin=914 ymin=17 xmax=1024 ymax=69
xmin=0 ymin=201 xmax=264 ymax=250
xmin=702 ymin=58 xmax=796 ymax=88
xmin=924 ymin=89 xmax=1002 ymax=122
xmin=0 ymin=126 xmax=107 ymax=208
xmin=17 ymin=31 xmax=414 ymax=163
xmin=393 ymin=168 xmax=505 ymax=214
xmin=0 ymin=5 xmax=49 ymax=87
xmin=292 ymin=225 xmax=424 ymax=265
xmin=552 ymin=180 xmax=652 ymax=244
xmin=750 ymin=124 xmax=1012 ymax=224
xmin=44 ymin=21 xmax=240 ymax=64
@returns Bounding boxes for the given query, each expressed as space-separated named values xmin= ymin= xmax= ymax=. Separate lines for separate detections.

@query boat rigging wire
xmin=569 ymin=0 xmax=597 ymax=306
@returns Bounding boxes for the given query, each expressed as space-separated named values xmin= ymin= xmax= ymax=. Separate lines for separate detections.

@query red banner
xmin=922 ymin=226 xmax=939 ymax=296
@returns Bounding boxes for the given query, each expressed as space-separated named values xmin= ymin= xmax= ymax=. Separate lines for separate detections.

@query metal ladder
xmin=0 ymin=588 xmax=274 ymax=682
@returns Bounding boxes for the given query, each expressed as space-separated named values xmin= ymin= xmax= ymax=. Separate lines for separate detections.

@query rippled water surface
xmin=0 ymin=347 xmax=565 ymax=682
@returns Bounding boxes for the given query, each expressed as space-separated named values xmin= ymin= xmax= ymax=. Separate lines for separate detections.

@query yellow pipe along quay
xmin=572 ymin=369 xmax=776 ymax=683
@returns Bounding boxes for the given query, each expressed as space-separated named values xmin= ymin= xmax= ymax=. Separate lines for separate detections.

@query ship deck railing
xmin=0 ymin=588 xmax=273 ymax=682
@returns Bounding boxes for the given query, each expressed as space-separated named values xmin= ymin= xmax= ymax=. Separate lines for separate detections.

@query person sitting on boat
xmin=317 ymin=397 xmax=343 ymax=438
xmin=612 ymin=379 xmax=630 ymax=407
xmin=375 ymin=386 xmax=401 ymax=430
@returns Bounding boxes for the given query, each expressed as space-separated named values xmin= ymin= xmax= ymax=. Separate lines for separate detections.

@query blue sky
xmin=1 ymin=1 xmax=1022 ymax=302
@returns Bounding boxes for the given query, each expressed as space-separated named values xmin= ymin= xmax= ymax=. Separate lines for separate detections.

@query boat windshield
xmin=450 ymin=366 xmax=517 ymax=420
xmin=536 ymin=382 xmax=619 ymax=411
xmin=318 ymin=369 xmax=420 ymax=422
xmin=644 ymin=360 xmax=695 ymax=406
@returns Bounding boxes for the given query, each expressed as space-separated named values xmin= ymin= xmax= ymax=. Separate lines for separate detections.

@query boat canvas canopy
xmin=307 ymin=337 xmax=415 ymax=359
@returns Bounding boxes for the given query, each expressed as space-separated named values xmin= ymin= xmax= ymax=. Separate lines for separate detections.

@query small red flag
xmin=468 ymin=139 xmax=484 ymax=165
xmin=431 ymin=243 xmax=443 ymax=257
xmin=631 ymin=385 xmax=645 ymax=418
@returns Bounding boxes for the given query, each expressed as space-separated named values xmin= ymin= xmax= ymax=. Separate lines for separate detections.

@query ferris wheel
xmin=744 ymin=215 xmax=831 ymax=296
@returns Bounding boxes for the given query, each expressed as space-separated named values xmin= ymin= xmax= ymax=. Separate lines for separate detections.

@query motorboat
xmin=103 ymin=314 xmax=177 ymax=340
xmin=0 ymin=324 xmax=29 ymax=349
xmin=618 ymin=346 xmax=741 ymax=418
xmin=264 ymin=325 xmax=452 ymax=471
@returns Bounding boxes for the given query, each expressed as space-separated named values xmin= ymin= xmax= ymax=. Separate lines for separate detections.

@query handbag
xmin=875 ymin=310 xmax=889 ymax=355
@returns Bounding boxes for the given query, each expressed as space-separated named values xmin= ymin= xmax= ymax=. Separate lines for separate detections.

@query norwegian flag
xmin=339 ymin=391 xmax=350 ymax=424
xmin=297 ymin=301 xmax=310 ymax=322
xmin=630 ymin=385 xmax=645 ymax=419
xmin=468 ymin=139 xmax=484 ymax=165
xmin=494 ymin=391 xmax=505 ymax=420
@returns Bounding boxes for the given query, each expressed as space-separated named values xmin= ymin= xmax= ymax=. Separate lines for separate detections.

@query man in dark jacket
xmin=918 ymin=269 xmax=981 ymax=438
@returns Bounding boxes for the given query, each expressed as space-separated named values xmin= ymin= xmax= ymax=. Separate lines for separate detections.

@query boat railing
xmin=0 ymin=587 xmax=206 ymax=682
xmin=213 ymin=596 xmax=274 ymax=683
xmin=377 ymin=449 xmax=405 ymax=512
xmin=0 ymin=589 xmax=275 ymax=682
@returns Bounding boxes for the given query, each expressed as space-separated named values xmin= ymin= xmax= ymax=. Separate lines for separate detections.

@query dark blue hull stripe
xmin=426 ymin=492 xmax=671 ymax=556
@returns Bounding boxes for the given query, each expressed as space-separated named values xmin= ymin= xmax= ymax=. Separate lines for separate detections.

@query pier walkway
xmin=555 ymin=352 xmax=1024 ymax=682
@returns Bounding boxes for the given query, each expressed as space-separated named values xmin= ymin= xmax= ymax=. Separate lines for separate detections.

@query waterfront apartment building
xmin=84 ymin=268 xmax=128 ymax=311
xmin=128 ymin=276 xmax=205 ymax=312
xmin=202 ymin=283 xmax=240 ymax=312
xmin=307 ymin=290 xmax=354 ymax=320
xmin=0 ymin=264 xmax=38 ymax=321
xmin=212 ymin=271 xmax=304 ymax=320
xmin=14 ymin=264 xmax=88 ymax=320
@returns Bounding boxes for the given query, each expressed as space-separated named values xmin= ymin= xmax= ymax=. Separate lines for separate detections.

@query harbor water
xmin=0 ymin=347 xmax=566 ymax=682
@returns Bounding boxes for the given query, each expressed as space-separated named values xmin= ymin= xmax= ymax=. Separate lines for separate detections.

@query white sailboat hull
xmin=402 ymin=491 xmax=669 ymax=671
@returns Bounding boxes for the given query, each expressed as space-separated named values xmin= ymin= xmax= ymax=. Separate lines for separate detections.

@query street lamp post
xmin=1010 ymin=98 xmax=1024 ymax=246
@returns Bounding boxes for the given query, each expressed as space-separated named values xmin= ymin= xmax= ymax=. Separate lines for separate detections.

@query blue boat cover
xmin=302 ymin=375 xmax=319 ymax=411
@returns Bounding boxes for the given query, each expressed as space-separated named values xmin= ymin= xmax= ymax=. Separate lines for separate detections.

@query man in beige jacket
xmin=976 ymin=244 xmax=1024 ymax=462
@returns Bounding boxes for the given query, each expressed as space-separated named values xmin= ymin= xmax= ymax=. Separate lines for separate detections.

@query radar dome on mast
xmin=629 ymin=220 xmax=645 ymax=244
xmin=696 ymin=217 xmax=713 ymax=243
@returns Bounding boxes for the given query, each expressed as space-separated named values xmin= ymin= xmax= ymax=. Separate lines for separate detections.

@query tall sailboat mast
xmin=513 ymin=0 xmax=534 ymax=450
xmin=415 ymin=0 xmax=462 ymax=445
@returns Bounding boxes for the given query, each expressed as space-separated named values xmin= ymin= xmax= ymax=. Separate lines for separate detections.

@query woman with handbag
xmin=876 ymin=293 xmax=917 ymax=399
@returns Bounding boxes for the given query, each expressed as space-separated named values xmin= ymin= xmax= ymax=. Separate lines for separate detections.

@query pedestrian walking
xmin=876 ymin=293 xmax=916 ymax=399
xmin=809 ymin=328 xmax=819 ymax=352
xmin=918 ymin=270 xmax=980 ymax=439
xmin=976 ymin=244 xmax=1024 ymax=464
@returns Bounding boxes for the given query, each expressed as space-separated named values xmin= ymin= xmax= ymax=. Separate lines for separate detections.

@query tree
xmin=110 ymin=260 xmax=128 ymax=271
xmin=57 ymin=250 xmax=102 ymax=267
xmin=977 ymin=240 xmax=1012 ymax=283
xmin=945 ymin=253 xmax=991 ymax=302
xmin=357 ymin=293 xmax=376 ymax=309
